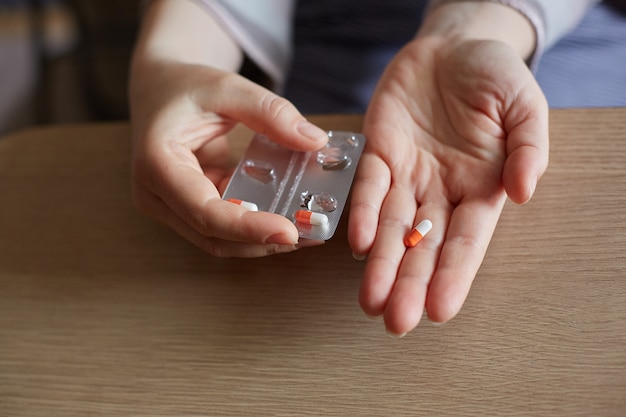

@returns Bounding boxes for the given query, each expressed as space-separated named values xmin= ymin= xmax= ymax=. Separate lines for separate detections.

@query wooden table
xmin=1 ymin=110 xmax=625 ymax=416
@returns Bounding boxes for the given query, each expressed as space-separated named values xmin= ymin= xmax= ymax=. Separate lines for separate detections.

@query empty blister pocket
xmin=222 ymin=131 xmax=366 ymax=240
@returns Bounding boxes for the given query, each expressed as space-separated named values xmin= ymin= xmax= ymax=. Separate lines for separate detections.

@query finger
xmin=144 ymin=148 xmax=300 ymax=245
xmin=135 ymin=186 xmax=303 ymax=257
xmin=347 ymin=153 xmax=391 ymax=258
xmin=503 ymin=87 xmax=549 ymax=204
xmin=382 ymin=200 xmax=450 ymax=336
xmin=202 ymin=74 xmax=328 ymax=151
xmin=425 ymin=194 xmax=506 ymax=324
xmin=358 ymin=186 xmax=416 ymax=317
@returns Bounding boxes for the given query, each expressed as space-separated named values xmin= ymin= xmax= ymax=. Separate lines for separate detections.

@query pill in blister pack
xmin=222 ymin=131 xmax=366 ymax=240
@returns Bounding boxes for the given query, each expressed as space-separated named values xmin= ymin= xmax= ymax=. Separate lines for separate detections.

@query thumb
xmin=502 ymin=90 xmax=549 ymax=204
xmin=206 ymin=73 xmax=328 ymax=151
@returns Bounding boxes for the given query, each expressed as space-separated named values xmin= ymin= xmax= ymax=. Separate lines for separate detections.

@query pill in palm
xmin=404 ymin=219 xmax=432 ymax=247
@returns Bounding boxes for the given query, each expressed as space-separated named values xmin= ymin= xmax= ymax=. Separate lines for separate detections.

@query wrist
xmin=133 ymin=0 xmax=243 ymax=71
xmin=418 ymin=1 xmax=536 ymax=60
xmin=130 ymin=0 xmax=243 ymax=122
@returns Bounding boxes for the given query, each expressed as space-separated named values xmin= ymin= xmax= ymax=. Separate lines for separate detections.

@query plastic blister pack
xmin=222 ymin=131 xmax=366 ymax=240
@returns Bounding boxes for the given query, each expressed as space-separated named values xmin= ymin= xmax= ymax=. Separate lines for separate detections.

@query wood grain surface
xmin=1 ymin=110 xmax=625 ymax=416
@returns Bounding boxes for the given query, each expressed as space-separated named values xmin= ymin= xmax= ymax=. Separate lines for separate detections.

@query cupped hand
xmin=348 ymin=38 xmax=549 ymax=335
xmin=130 ymin=62 xmax=328 ymax=257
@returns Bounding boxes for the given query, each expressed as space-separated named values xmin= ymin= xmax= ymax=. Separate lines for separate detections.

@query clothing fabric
xmin=194 ymin=0 xmax=625 ymax=110
xmin=194 ymin=0 xmax=295 ymax=89
xmin=428 ymin=0 xmax=600 ymax=70
xmin=534 ymin=2 xmax=626 ymax=107
xmin=197 ymin=0 xmax=295 ymax=88
xmin=195 ymin=0 xmax=598 ymax=89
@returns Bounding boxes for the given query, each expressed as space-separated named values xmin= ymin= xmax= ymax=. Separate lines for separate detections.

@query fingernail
xmin=297 ymin=120 xmax=328 ymax=143
xmin=265 ymin=232 xmax=297 ymax=245
xmin=528 ymin=177 xmax=537 ymax=200
xmin=385 ymin=328 xmax=407 ymax=338
xmin=430 ymin=320 xmax=445 ymax=327
xmin=352 ymin=252 xmax=367 ymax=261
xmin=295 ymin=238 xmax=325 ymax=248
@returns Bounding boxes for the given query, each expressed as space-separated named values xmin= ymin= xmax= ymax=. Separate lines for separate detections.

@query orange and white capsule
xmin=227 ymin=198 xmax=258 ymax=211
xmin=404 ymin=219 xmax=432 ymax=247
xmin=294 ymin=209 xmax=329 ymax=226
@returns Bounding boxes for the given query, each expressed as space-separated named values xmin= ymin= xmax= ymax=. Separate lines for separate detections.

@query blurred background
xmin=1 ymin=1 xmax=625 ymax=136
xmin=0 ymin=0 xmax=140 ymax=135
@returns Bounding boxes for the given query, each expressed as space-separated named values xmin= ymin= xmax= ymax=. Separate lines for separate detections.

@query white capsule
xmin=226 ymin=198 xmax=258 ymax=211
xmin=404 ymin=219 xmax=433 ymax=247
xmin=294 ymin=210 xmax=329 ymax=226
xmin=415 ymin=219 xmax=433 ymax=236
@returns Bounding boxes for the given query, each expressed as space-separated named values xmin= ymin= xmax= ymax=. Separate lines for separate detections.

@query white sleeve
xmin=192 ymin=0 xmax=296 ymax=90
xmin=427 ymin=0 xmax=600 ymax=68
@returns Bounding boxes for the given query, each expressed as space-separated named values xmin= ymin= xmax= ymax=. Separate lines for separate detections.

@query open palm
xmin=349 ymin=38 xmax=549 ymax=335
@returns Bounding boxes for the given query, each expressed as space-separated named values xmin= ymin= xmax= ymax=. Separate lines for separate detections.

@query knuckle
xmin=260 ymin=94 xmax=293 ymax=124
xmin=208 ymin=244 xmax=229 ymax=258
xmin=449 ymin=233 xmax=487 ymax=253
xmin=130 ymin=180 xmax=154 ymax=216
xmin=198 ymin=236 xmax=229 ymax=258
xmin=130 ymin=157 xmax=159 ymax=214
xmin=265 ymin=244 xmax=296 ymax=256
xmin=130 ymin=183 xmax=145 ymax=210
xmin=184 ymin=210 xmax=213 ymax=237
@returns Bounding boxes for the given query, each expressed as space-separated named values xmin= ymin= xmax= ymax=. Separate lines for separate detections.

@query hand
xmin=348 ymin=37 xmax=549 ymax=335
xmin=130 ymin=61 xmax=328 ymax=257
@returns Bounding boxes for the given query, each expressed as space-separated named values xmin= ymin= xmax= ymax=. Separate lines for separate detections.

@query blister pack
xmin=222 ymin=131 xmax=366 ymax=240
